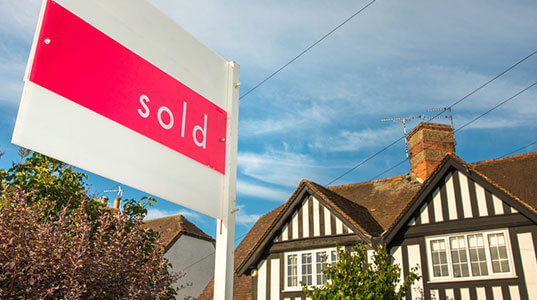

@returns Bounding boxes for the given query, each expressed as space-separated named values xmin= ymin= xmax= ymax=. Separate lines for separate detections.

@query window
xmin=488 ymin=233 xmax=510 ymax=273
xmin=426 ymin=229 xmax=514 ymax=282
xmin=301 ymin=253 xmax=312 ymax=285
xmin=316 ymin=252 xmax=328 ymax=285
xmin=331 ymin=250 xmax=339 ymax=264
xmin=467 ymin=234 xmax=488 ymax=276
xmin=430 ymin=239 xmax=449 ymax=277
xmin=287 ymin=254 xmax=298 ymax=287
xmin=285 ymin=248 xmax=337 ymax=290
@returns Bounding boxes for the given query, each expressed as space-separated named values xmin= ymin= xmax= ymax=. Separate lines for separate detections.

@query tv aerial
xmin=427 ymin=107 xmax=454 ymax=129
xmin=104 ymin=185 xmax=123 ymax=197
xmin=380 ymin=114 xmax=426 ymax=158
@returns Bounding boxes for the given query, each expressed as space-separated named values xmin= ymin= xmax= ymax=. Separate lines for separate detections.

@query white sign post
xmin=214 ymin=62 xmax=240 ymax=300
xmin=12 ymin=0 xmax=239 ymax=298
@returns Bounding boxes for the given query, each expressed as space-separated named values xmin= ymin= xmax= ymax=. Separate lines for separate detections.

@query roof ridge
xmin=470 ymin=150 xmax=537 ymax=166
xmin=143 ymin=213 xmax=183 ymax=223
xmin=328 ymin=173 xmax=411 ymax=190
xmin=384 ymin=152 xmax=537 ymax=243
xmin=464 ymin=157 xmax=537 ymax=216
xmin=236 ymin=181 xmax=309 ymax=273
xmin=306 ymin=181 xmax=384 ymax=237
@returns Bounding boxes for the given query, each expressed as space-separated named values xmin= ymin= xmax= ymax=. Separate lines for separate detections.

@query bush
xmin=0 ymin=150 xmax=178 ymax=299
xmin=303 ymin=243 xmax=420 ymax=300
xmin=0 ymin=188 xmax=177 ymax=299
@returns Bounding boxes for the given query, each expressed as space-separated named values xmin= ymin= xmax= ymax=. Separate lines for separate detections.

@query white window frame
xmin=284 ymin=247 xmax=337 ymax=291
xmin=425 ymin=228 xmax=516 ymax=283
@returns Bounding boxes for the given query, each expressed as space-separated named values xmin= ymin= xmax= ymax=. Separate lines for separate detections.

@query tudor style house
xmin=143 ymin=214 xmax=215 ymax=299
xmin=198 ymin=122 xmax=537 ymax=300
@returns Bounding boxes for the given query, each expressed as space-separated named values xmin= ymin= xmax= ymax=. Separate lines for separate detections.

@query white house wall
xmin=164 ymin=235 xmax=214 ymax=300
xmin=277 ymin=197 xmax=351 ymax=242
xmin=407 ymin=171 xmax=519 ymax=227
xmin=253 ymin=195 xmax=359 ymax=300
xmin=395 ymin=169 xmax=537 ymax=300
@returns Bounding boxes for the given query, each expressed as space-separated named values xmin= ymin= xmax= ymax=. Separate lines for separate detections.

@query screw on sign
xmin=12 ymin=1 xmax=240 ymax=298
xmin=28 ymin=0 xmax=228 ymax=173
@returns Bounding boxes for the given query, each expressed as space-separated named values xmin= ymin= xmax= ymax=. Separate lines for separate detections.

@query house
xmin=198 ymin=122 xmax=537 ymax=300
xmin=143 ymin=214 xmax=215 ymax=299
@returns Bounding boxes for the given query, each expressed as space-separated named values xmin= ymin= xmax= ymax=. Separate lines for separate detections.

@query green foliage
xmin=123 ymin=196 xmax=157 ymax=221
xmin=0 ymin=149 xmax=179 ymax=298
xmin=0 ymin=149 xmax=155 ymax=221
xmin=302 ymin=243 xmax=420 ymax=300
xmin=0 ymin=149 xmax=90 ymax=217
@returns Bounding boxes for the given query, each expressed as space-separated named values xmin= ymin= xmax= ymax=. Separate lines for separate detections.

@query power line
xmin=325 ymin=49 xmax=537 ymax=186
xmin=428 ymin=49 xmax=537 ymax=121
xmin=368 ymin=81 xmax=537 ymax=180
xmin=501 ymin=140 xmax=537 ymax=157
xmin=325 ymin=135 xmax=405 ymax=186
xmin=239 ymin=0 xmax=378 ymax=100
xmin=369 ymin=158 xmax=408 ymax=181
xmin=455 ymin=81 xmax=537 ymax=133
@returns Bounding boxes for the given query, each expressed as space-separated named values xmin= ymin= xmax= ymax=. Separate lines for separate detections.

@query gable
xmin=383 ymin=154 xmax=537 ymax=247
xmin=275 ymin=196 xmax=352 ymax=242
xmin=407 ymin=169 xmax=519 ymax=227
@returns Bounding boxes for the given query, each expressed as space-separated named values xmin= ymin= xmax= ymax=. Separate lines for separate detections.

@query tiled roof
xmin=198 ymin=150 xmax=537 ymax=299
xmin=328 ymin=173 xmax=422 ymax=230
xmin=142 ymin=214 xmax=214 ymax=252
xmin=197 ymin=205 xmax=285 ymax=300
xmin=471 ymin=151 xmax=537 ymax=212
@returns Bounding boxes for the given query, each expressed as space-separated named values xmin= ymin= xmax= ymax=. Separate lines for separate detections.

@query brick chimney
xmin=408 ymin=122 xmax=455 ymax=181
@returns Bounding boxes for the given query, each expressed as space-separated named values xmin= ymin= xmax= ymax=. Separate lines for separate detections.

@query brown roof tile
xmin=198 ymin=151 xmax=537 ymax=299
xmin=329 ymin=173 xmax=423 ymax=230
xmin=471 ymin=151 xmax=537 ymax=212
xmin=142 ymin=214 xmax=214 ymax=252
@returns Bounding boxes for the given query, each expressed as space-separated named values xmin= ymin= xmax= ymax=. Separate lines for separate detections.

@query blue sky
xmin=1 ymin=0 xmax=537 ymax=244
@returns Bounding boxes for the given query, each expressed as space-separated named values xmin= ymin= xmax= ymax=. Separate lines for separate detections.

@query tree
xmin=302 ymin=243 xmax=420 ymax=300
xmin=0 ymin=188 xmax=176 ymax=299
xmin=0 ymin=149 xmax=95 ymax=219
xmin=0 ymin=150 xmax=179 ymax=299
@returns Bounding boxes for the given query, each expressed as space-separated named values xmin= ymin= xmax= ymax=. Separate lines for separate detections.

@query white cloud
xmin=310 ymin=125 xmax=403 ymax=152
xmin=235 ymin=205 xmax=262 ymax=226
xmin=238 ymin=150 xmax=319 ymax=187
xmin=0 ymin=0 xmax=41 ymax=40
xmin=237 ymin=180 xmax=290 ymax=202
xmin=0 ymin=58 xmax=26 ymax=106
xmin=240 ymin=103 xmax=335 ymax=137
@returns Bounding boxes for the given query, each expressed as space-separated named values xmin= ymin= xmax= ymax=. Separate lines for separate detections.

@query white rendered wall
xmin=164 ymin=235 xmax=215 ymax=299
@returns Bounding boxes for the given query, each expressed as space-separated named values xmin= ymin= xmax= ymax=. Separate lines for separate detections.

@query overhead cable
xmin=368 ymin=81 xmax=537 ymax=181
xmin=325 ymin=49 xmax=537 ymax=185
xmin=239 ymin=0 xmax=378 ymax=100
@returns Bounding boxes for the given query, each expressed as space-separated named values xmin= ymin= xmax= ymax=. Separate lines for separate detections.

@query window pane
xmin=316 ymin=252 xmax=327 ymax=285
xmin=467 ymin=234 xmax=488 ymax=276
xmin=449 ymin=236 xmax=469 ymax=278
xmin=488 ymin=233 xmax=510 ymax=273
xmin=331 ymin=250 xmax=339 ymax=264
xmin=430 ymin=240 xmax=449 ymax=277
xmin=302 ymin=253 xmax=312 ymax=286
xmin=287 ymin=255 xmax=298 ymax=287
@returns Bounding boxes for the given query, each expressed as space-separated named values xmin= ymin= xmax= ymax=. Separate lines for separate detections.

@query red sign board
xmin=30 ymin=0 xmax=227 ymax=173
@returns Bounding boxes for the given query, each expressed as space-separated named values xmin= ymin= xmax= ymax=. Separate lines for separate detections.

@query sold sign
xmin=30 ymin=1 xmax=227 ymax=173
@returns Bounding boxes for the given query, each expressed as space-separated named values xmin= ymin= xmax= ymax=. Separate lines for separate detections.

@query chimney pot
xmin=113 ymin=197 xmax=121 ymax=209
xmin=100 ymin=196 xmax=109 ymax=205
xmin=408 ymin=122 xmax=455 ymax=181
